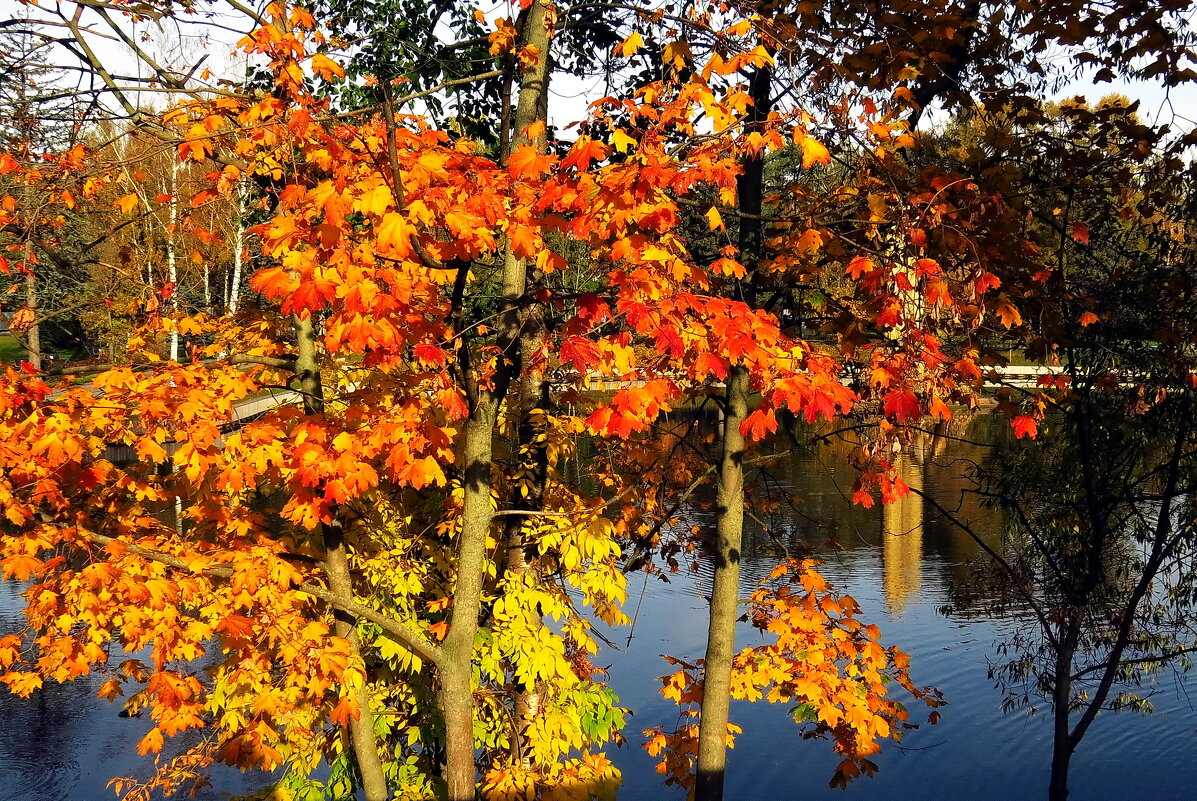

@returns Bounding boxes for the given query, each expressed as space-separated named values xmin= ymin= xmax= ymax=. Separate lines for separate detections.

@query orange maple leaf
xmin=800 ymin=136 xmax=832 ymax=169
xmin=1013 ymin=415 xmax=1039 ymax=439
xmin=507 ymin=144 xmax=550 ymax=180
xmin=114 ymin=193 xmax=140 ymax=215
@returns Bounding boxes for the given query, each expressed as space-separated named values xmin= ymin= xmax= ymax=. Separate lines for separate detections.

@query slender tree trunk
xmin=498 ymin=1 xmax=552 ymax=759
xmin=1048 ymin=730 xmax=1074 ymax=801
xmin=20 ymin=177 xmax=40 ymax=371
xmin=167 ymin=159 xmax=180 ymax=362
xmin=229 ymin=186 xmax=245 ymax=315
xmin=1047 ymin=619 xmax=1079 ymax=801
xmin=695 ymin=366 xmax=749 ymax=800
xmin=502 ymin=307 xmax=549 ymax=764
xmin=1048 ymin=664 xmax=1074 ymax=801
xmin=295 ymin=316 xmax=389 ymax=801
xmin=24 ymin=269 xmax=40 ymax=370
xmin=695 ymin=63 xmax=770 ymax=801
xmin=164 ymin=159 xmax=184 ymax=528
xmin=15 ymin=82 xmax=40 ymax=371
xmin=438 ymin=3 xmax=552 ymax=796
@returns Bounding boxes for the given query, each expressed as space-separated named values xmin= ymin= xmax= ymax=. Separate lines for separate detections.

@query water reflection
xmin=0 ymin=581 xmax=110 ymax=801
xmin=882 ymin=450 xmax=923 ymax=615
xmin=0 ymin=581 xmax=266 ymax=801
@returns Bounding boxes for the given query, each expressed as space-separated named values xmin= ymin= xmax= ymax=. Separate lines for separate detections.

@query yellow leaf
xmin=749 ymin=45 xmax=775 ymax=67
xmin=706 ymin=206 xmax=725 ymax=231
xmin=311 ymin=53 xmax=345 ymax=80
xmin=1 ymin=671 xmax=42 ymax=697
xmin=800 ymin=136 xmax=831 ymax=169
xmin=615 ymin=31 xmax=644 ymax=57
xmin=611 ymin=129 xmax=637 ymax=154
xmin=358 ymin=184 xmax=394 ymax=217
xmin=376 ymin=212 xmax=414 ymax=258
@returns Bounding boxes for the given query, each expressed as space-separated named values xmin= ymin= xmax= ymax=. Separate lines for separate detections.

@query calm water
xmin=0 ymin=578 xmax=267 ymax=800
xmin=602 ymin=419 xmax=1197 ymax=801
xmin=2 ymin=416 xmax=1195 ymax=800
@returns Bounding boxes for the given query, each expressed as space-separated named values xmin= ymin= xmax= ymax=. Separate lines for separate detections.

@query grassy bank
xmin=0 ymin=334 xmax=26 ymax=365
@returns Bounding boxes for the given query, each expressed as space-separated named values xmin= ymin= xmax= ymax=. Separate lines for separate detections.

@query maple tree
xmin=595 ymin=10 xmax=998 ymax=797
xmin=595 ymin=3 xmax=1197 ymax=797
xmin=0 ymin=2 xmax=942 ymax=798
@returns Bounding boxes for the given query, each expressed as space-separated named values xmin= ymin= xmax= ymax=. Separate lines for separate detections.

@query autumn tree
xmin=614 ymin=1 xmax=1197 ymax=796
xmin=3 ymin=4 xmax=614 ymax=800
xmin=0 ymin=5 xmax=948 ymax=801
xmin=597 ymin=10 xmax=994 ymax=797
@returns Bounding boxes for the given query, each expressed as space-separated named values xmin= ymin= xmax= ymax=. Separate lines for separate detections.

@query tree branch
xmin=227 ymin=354 xmax=298 ymax=371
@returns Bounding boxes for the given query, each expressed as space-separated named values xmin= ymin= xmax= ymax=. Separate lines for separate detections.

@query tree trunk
xmin=20 ymin=176 xmax=40 ymax=371
xmin=167 ymin=159 xmax=180 ymax=362
xmin=502 ymin=306 xmax=549 ymax=764
xmin=437 ymin=3 xmax=553 ymax=796
xmin=695 ymin=366 xmax=749 ymax=801
xmin=295 ymin=316 xmax=389 ymax=801
xmin=229 ymin=186 xmax=245 ymax=315
xmin=1047 ymin=623 xmax=1078 ymax=801
xmin=441 ymin=407 xmax=501 ymax=801
xmin=325 ymin=526 xmax=389 ymax=801
xmin=1048 ymin=732 xmax=1073 ymax=801
xmin=24 ymin=269 xmax=40 ymax=370
xmin=499 ymin=0 xmax=552 ymax=752
xmin=696 ymin=62 xmax=770 ymax=801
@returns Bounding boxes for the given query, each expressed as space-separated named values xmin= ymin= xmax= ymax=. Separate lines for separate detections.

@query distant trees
xmin=0 ymin=13 xmax=85 ymax=368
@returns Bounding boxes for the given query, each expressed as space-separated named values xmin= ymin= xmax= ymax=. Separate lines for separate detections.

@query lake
xmin=2 ymin=415 xmax=1195 ymax=800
